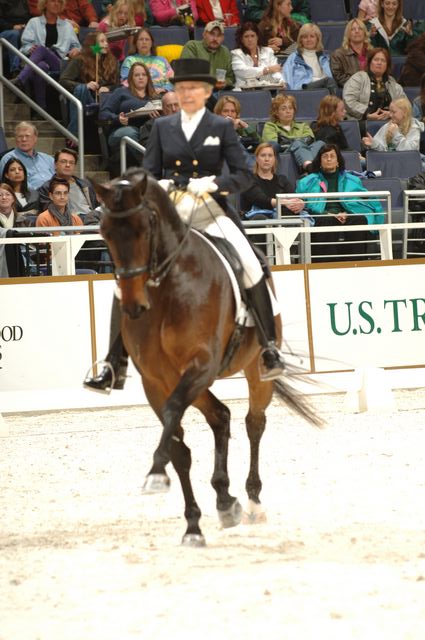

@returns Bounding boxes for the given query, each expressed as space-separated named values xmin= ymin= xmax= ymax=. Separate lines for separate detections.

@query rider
xmin=84 ymin=58 xmax=285 ymax=391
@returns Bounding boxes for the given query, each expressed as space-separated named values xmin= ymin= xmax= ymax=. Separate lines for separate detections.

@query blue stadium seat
xmin=391 ymin=56 xmax=407 ymax=81
xmin=284 ymin=88 xmax=330 ymax=120
xmin=310 ymin=0 xmax=348 ymax=22
xmin=403 ymin=86 xmax=420 ymax=103
xmin=319 ymin=23 xmax=346 ymax=52
xmin=277 ymin=153 xmax=299 ymax=187
xmin=361 ymin=176 xmax=404 ymax=221
xmin=403 ymin=0 xmax=425 ymax=20
xmin=218 ymin=89 xmax=272 ymax=119
xmin=342 ymin=150 xmax=362 ymax=172
xmin=366 ymin=150 xmax=423 ymax=180
xmin=340 ymin=119 xmax=362 ymax=152
xmin=366 ymin=120 xmax=389 ymax=137
xmin=150 ymin=26 xmax=190 ymax=46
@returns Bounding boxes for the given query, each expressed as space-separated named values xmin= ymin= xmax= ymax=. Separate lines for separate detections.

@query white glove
xmin=187 ymin=175 xmax=218 ymax=197
xmin=158 ymin=179 xmax=174 ymax=192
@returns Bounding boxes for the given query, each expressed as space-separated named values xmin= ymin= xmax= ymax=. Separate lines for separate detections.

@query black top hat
xmin=171 ymin=58 xmax=216 ymax=85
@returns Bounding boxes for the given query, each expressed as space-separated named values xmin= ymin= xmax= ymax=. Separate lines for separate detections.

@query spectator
xmin=195 ymin=0 xmax=240 ymax=26
xmin=120 ymin=27 xmax=174 ymax=94
xmin=150 ymin=0 xmax=198 ymax=26
xmin=99 ymin=61 xmax=159 ymax=164
xmin=412 ymin=74 xmax=425 ymax=122
xmin=296 ymin=143 xmax=384 ymax=262
xmin=36 ymin=176 xmax=83 ymax=231
xmin=181 ymin=20 xmax=234 ymax=89
xmin=0 ymin=122 xmax=55 ymax=190
xmin=98 ymin=0 xmax=137 ymax=62
xmin=245 ymin=0 xmax=310 ymax=24
xmin=1 ymin=158 xmax=40 ymax=217
xmin=139 ymin=90 xmax=180 ymax=147
xmin=312 ymin=95 xmax=351 ymax=150
xmin=12 ymin=0 xmax=81 ymax=110
xmin=399 ymin=32 xmax=425 ymax=87
xmin=0 ymin=0 xmax=31 ymax=78
xmin=331 ymin=18 xmax=372 ymax=88
xmin=61 ymin=0 xmax=99 ymax=30
xmin=258 ymin=0 xmax=302 ymax=57
xmin=38 ymin=148 xmax=98 ymax=217
xmin=362 ymin=97 xmax=424 ymax=151
xmin=214 ymin=95 xmax=260 ymax=153
xmin=231 ymin=21 xmax=283 ymax=89
xmin=262 ymin=93 xmax=324 ymax=172
xmin=60 ymin=31 xmax=120 ymax=148
xmin=282 ymin=23 xmax=338 ymax=93
xmin=358 ymin=0 xmax=378 ymax=21
xmin=241 ymin=141 xmax=305 ymax=219
xmin=0 ymin=183 xmax=28 ymax=277
xmin=367 ymin=0 xmax=413 ymax=55
xmin=343 ymin=47 xmax=406 ymax=127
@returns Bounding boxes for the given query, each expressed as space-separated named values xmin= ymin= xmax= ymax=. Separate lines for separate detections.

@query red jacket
xmin=195 ymin=0 xmax=240 ymax=26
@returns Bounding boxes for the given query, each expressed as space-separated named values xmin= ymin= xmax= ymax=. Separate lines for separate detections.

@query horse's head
xmin=94 ymin=169 xmax=161 ymax=319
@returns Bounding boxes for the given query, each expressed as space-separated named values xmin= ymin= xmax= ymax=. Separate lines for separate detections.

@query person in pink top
xmin=195 ymin=0 xmax=240 ymax=26
xmin=358 ymin=0 xmax=378 ymax=21
xmin=150 ymin=0 xmax=198 ymax=26
xmin=98 ymin=0 xmax=139 ymax=62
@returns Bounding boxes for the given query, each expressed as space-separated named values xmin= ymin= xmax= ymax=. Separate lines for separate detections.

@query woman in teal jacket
xmin=296 ymin=143 xmax=384 ymax=261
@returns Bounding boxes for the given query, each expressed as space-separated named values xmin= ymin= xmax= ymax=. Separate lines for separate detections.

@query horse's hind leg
xmin=243 ymin=372 xmax=274 ymax=524
xmin=195 ymin=391 xmax=242 ymax=529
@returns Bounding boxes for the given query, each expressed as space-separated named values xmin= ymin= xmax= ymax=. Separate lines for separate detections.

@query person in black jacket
xmin=0 ymin=0 xmax=30 ymax=77
xmin=312 ymin=95 xmax=350 ymax=150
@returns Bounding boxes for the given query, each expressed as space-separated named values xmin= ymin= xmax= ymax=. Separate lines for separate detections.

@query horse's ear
xmin=136 ymin=173 xmax=148 ymax=197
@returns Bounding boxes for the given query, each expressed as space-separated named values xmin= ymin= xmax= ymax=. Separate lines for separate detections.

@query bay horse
xmin=95 ymin=168 xmax=320 ymax=547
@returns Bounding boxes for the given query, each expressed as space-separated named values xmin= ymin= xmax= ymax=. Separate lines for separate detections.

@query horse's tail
xmin=273 ymin=377 xmax=325 ymax=428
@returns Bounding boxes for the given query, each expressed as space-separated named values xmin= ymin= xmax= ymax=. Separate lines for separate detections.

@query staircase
xmin=3 ymin=87 xmax=110 ymax=184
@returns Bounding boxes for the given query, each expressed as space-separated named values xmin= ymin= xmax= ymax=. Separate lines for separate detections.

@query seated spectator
xmin=38 ymin=148 xmax=98 ymax=218
xmin=358 ymin=0 xmax=378 ymax=21
xmin=245 ymin=0 xmax=310 ymax=25
xmin=296 ymin=143 xmax=384 ymax=262
xmin=36 ymin=176 xmax=83 ymax=232
xmin=12 ymin=0 xmax=81 ymax=110
xmin=1 ymin=158 xmax=40 ymax=218
xmin=240 ymin=141 xmax=305 ymax=218
xmin=343 ymin=47 xmax=406 ymax=127
xmin=312 ymin=95 xmax=351 ymax=150
xmin=282 ymin=23 xmax=338 ymax=94
xmin=331 ymin=19 xmax=372 ymax=88
xmin=61 ymin=0 xmax=99 ymax=30
xmin=98 ymin=0 xmax=138 ymax=62
xmin=258 ymin=0 xmax=302 ymax=57
xmin=120 ymin=28 xmax=174 ymax=94
xmin=0 ymin=122 xmax=55 ymax=190
xmin=130 ymin=0 xmax=153 ymax=25
xmin=399 ymin=32 xmax=425 ymax=87
xmin=99 ymin=62 xmax=160 ymax=164
xmin=0 ymin=183 xmax=28 ymax=277
xmin=214 ymin=95 xmax=260 ymax=152
xmin=195 ymin=0 xmax=240 ymax=26
xmin=181 ymin=20 xmax=235 ymax=89
xmin=0 ymin=0 xmax=31 ymax=78
xmin=60 ymin=31 xmax=120 ymax=149
xmin=262 ymin=93 xmax=324 ymax=172
xmin=412 ymin=74 xmax=425 ymax=122
xmin=367 ymin=0 xmax=413 ymax=56
xmin=231 ymin=21 xmax=283 ymax=89
xmin=139 ymin=90 xmax=180 ymax=147
xmin=362 ymin=97 xmax=424 ymax=152
xmin=150 ymin=0 xmax=198 ymax=26
xmin=406 ymin=169 xmax=425 ymax=253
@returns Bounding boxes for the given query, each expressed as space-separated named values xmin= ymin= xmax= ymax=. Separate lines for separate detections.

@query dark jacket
xmin=0 ymin=212 xmax=30 ymax=277
xmin=399 ymin=33 xmax=425 ymax=86
xmin=0 ymin=0 xmax=30 ymax=30
xmin=240 ymin=174 xmax=295 ymax=213
xmin=311 ymin=123 xmax=349 ymax=150
xmin=38 ymin=174 xmax=98 ymax=212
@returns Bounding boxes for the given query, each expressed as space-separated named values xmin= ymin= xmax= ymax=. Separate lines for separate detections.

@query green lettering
xmin=327 ymin=302 xmax=352 ymax=336
xmin=384 ymin=299 xmax=407 ymax=332
xmin=358 ymin=301 xmax=375 ymax=334
xmin=410 ymin=298 xmax=425 ymax=331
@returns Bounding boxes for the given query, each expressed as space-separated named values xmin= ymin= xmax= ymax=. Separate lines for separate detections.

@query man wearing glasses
xmin=0 ymin=121 xmax=55 ymax=189
xmin=38 ymin=148 xmax=98 ymax=217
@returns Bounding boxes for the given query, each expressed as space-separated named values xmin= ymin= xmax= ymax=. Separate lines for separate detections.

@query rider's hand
xmin=158 ymin=179 xmax=174 ymax=192
xmin=187 ymin=176 xmax=218 ymax=196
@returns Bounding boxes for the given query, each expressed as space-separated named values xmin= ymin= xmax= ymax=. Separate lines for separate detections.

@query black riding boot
xmin=84 ymin=296 xmax=128 ymax=392
xmin=245 ymin=276 xmax=285 ymax=381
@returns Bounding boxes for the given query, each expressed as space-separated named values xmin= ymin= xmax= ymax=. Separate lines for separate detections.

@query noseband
xmin=102 ymin=185 xmax=192 ymax=287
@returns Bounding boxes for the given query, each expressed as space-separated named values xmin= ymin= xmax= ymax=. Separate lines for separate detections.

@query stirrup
xmin=258 ymin=347 xmax=285 ymax=382
xmin=83 ymin=360 xmax=115 ymax=395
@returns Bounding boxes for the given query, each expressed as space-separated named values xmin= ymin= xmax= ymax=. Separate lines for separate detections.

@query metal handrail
xmin=0 ymin=38 xmax=85 ymax=177
xmin=402 ymin=189 xmax=425 ymax=258
xmin=119 ymin=136 xmax=146 ymax=173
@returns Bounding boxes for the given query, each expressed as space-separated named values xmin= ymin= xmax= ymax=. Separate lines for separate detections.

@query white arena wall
xmin=1 ymin=260 xmax=425 ymax=413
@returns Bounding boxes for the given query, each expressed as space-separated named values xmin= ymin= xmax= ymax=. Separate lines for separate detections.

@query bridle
xmin=101 ymin=183 xmax=194 ymax=288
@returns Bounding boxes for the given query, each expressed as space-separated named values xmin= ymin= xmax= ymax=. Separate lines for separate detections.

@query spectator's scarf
xmin=47 ymin=202 xmax=73 ymax=227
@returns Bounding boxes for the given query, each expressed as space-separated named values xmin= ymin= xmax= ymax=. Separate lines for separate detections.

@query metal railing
xmin=0 ymin=38 xmax=85 ymax=176
xmin=119 ymin=136 xmax=146 ymax=173
xmin=402 ymin=189 xmax=425 ymax=259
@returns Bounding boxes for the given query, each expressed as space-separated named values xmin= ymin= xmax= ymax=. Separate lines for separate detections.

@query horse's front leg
xmin=195 ymin=391 xmax=242 ymax=529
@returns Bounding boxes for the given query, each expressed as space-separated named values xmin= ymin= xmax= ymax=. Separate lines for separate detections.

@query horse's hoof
xmin=142 ymin=474 xmax=170 ymax=494
xmin=218 ymin=498 xmax=243 ymax=529
xmin=181 ymin=533 xmax=207 ymax=548
xmin=242 ymin=500 xmax=267 ymax=524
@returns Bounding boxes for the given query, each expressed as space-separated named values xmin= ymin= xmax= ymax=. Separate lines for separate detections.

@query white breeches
xmin=171 ymin=191 xmax=263 ymax=288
